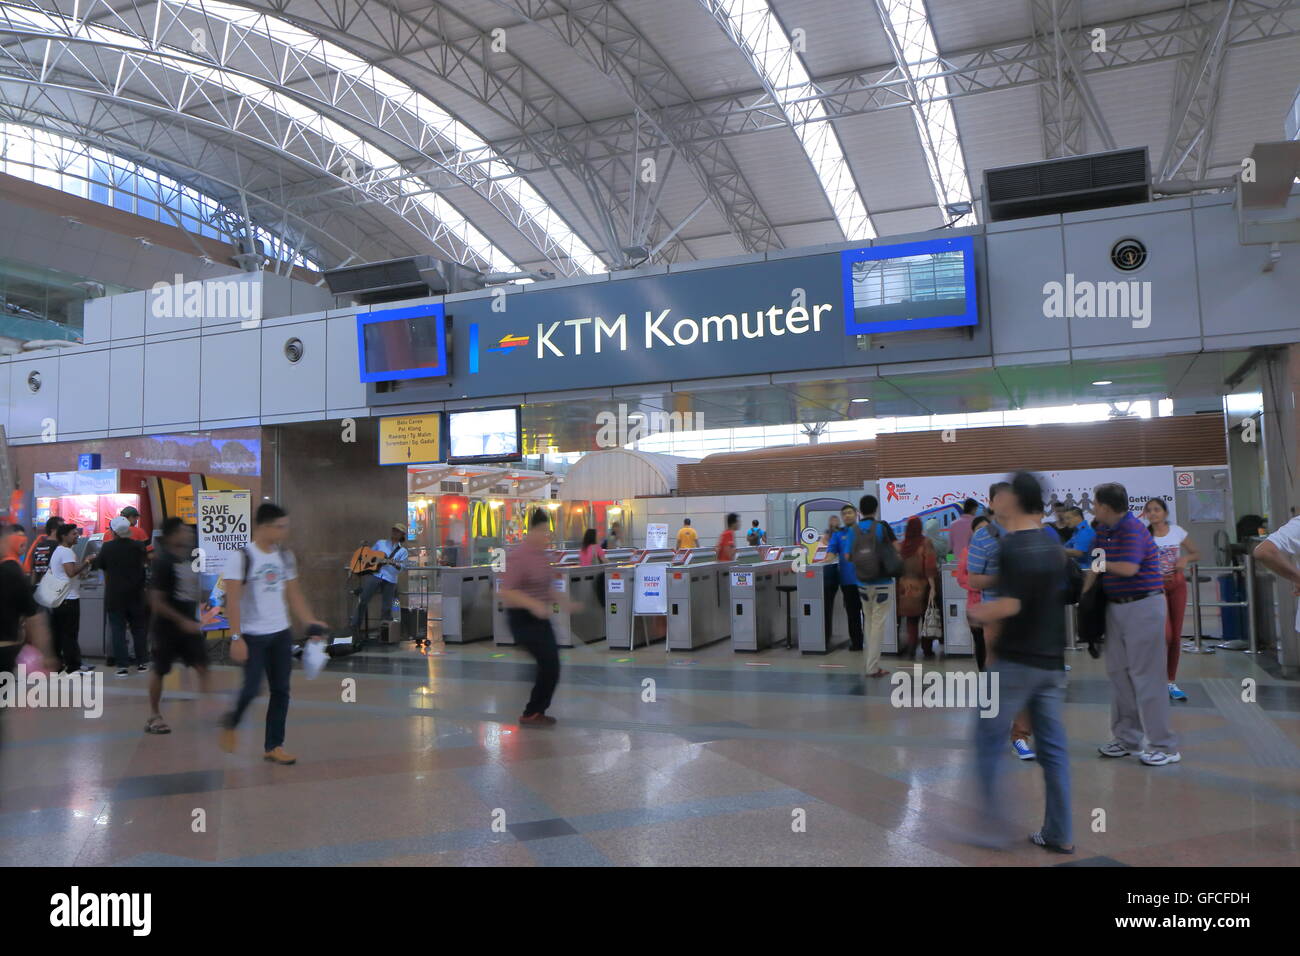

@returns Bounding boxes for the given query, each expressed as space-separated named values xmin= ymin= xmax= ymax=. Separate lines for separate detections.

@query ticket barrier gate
xmin=550 ymin=564 xmax=608 ymax=646
xmin=440 ymin=566 xmax=495 ymax=643
xmin=794 ymin=561 xmax=850 ymax=654
xmin=730 ymin=558 xmax=799 ymax=652
xmin=938 ymin=565 xmax=974 ymax=656
xmin=666 ymin=562 xmax=732 ymax=649
xmin=604 ymin=550 xmax=679 ymax=650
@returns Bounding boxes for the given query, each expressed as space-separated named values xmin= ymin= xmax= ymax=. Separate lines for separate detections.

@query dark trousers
xmin=350 ymin=575 xmax=397 ymax=635
xmin=825 ymin=580 xmax=865 ymax=649
xmin=508 ymin=609 xmax=560 ymax=717
xmin=224 ymin=629 xmax=293 ymax=751
xmin=108 ymin=600 xmax=149 ymax=666
xmin=823 ymin=572 xmax=839 ymax=642
xmin=51 ymin=600 xmax=82 ymax=671
xmin=970 ymin=623 xmax=986 ymax=671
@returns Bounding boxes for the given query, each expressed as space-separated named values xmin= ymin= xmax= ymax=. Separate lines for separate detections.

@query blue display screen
xmin=357 ymin=303 xmax=448 ymax=383
xmin=840 ymin=236 xmax=977 ymax=335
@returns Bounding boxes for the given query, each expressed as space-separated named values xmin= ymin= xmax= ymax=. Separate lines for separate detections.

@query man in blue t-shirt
xmin=825 ymin=505 xmax=865 ymax=653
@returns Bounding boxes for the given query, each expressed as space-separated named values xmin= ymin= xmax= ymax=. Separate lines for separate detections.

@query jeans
xmin=350 ymin=575 xmax=397 ymax=635
xmin=108 ymin=601 xmax=149 ymax=666
xmin=508 ymin=609 xmax=559 ymax=717
xmin=224 ymin=629 xmax=293 ymax=752
xmin=974 ymin=658 xmax=1072 ymax=847
xmin=51 ymin=600 xmax=82 ymax=671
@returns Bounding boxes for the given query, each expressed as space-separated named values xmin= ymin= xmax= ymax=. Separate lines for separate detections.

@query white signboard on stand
xmin=634 ymin=563 xmax=669 ymax=614
xmin=879 ymin=466 xmax=1176 ymax=526
xmin=645 ymin=523 xmax=669 ymax=549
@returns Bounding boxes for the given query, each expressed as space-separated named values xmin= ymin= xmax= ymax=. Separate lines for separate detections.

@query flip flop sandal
xmin=1029 ymin=832 xmax=1074 ymax=854
xmin=144 ymin=717 xmax=171 ymax=735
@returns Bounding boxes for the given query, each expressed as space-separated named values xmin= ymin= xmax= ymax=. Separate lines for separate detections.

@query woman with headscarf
xmin=896 ymin=515 xmax=939 ymax=659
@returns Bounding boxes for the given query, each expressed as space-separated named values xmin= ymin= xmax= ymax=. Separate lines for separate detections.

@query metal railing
xmin=1185 ymin=557 xmax=1259 ymax=656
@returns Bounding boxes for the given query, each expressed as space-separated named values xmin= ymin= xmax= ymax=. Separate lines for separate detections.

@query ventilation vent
xmin=283 ymin=337 xmax=304 ymax=363
xmin=984 ymin=148 xmax=1150 ymax=222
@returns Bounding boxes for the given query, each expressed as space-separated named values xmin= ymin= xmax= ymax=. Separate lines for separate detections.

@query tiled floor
xmin=2 ymin=633 xmax=1298 ymax=867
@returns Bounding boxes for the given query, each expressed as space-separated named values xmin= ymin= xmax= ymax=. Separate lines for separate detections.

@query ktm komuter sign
xmin=530 ymin=302 xmax=836 ymax=356
xmin=357 ymin=237 xmax=981 ymax=399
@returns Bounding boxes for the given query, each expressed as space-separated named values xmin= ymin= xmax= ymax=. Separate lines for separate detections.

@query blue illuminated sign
xmin=356 ymin=303 xmax=448 ymax=383
xmin=840 ymin=236 xmax=977 ymax=335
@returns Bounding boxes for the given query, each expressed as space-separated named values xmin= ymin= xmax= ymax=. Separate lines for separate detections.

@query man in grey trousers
xmin=1087 ymin=482 xmax=1181 ymax=766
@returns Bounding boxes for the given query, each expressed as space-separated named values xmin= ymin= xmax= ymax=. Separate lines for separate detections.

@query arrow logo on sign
xmin=488 ymin=333 xmax=530 ymax=354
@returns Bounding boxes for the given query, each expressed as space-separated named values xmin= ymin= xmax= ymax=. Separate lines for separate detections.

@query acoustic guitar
xmin=348 ymin=546 xmax=392 ymax=575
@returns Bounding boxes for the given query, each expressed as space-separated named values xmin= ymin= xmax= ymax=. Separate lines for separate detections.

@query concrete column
xmin=1260 ymin=345 xmax=1300 ymax=675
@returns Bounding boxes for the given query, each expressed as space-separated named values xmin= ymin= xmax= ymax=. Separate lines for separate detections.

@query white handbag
xmin=34 ymin=572 xmax=72 ymax=609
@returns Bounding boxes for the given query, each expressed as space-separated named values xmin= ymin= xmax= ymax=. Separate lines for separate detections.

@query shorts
xmin=151 ymin=628 xmax=208 ymax=676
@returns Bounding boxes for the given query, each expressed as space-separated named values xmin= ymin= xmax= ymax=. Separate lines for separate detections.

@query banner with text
xmin=880 ymin=466 xmax=1176 ymax=529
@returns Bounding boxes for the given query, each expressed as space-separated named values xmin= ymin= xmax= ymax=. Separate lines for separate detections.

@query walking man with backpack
xmin=850 ymin=495 xmax=899 ymax=679
xmin=218 ymin=502 xmax=327 ymax=765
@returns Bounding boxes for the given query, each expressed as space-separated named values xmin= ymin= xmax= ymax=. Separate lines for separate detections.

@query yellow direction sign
xmin=379 ymin=414 xmax=442 ymax=465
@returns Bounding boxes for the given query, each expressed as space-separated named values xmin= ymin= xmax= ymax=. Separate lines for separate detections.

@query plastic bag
xmin=302 ymin=639 xmax=328 ymax=679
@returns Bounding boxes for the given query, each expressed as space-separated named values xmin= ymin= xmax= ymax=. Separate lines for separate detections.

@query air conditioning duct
xmin=983 ymin=147 xmax=1150 ymax=222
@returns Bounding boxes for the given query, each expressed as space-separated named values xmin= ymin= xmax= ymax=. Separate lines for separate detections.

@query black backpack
xmin=851 ymin=520 xmax=903 ymax=581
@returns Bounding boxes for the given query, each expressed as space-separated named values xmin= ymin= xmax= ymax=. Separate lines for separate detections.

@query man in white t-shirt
xmin=219 ymin=502 xmax=326 ymax=765
xmin=1253 ymin=514 xmax=1300 ymax=638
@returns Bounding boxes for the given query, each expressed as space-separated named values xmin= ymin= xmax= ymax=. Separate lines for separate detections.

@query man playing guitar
xmin=348 ymin=523 xmax=409 ymax=640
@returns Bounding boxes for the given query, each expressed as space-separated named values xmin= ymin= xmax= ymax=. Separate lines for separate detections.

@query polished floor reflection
xmin=2 ymin=633 xmax=1298 ymax=867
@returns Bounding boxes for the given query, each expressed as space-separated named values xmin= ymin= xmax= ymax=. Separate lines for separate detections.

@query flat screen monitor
xmin=447 ymin=407 xmax=522 ymax=463
xmin=357 ymin=303 xmax=448 ymax=383
xmin=841 ymin=236 xmax=977 ymax=335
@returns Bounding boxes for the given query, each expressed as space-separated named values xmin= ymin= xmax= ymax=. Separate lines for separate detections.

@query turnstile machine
xmin=795 ymin=559 xmax=851 ymax=654
xmin=938 ymin=564 xmax=974 ymax=656
xmin=604 ymin=551 xmax=678 ymax=650
xmin=492 ymin=570 xmax=513 ymax=645
xmin=550 ymin=564 xmax=607 ymax=646
xmin=729 ymin=557 xmax=799 ymax=651
xmin=440 ymin=565 xmax=495 ymax=643
xmin=666 ymin=560 xmax=731 ymax=650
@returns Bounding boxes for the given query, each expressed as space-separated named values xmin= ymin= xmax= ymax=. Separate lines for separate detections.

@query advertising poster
xmin=645 ymin=523 xmax=669 ymax=549
xmin=197 ymin=490 xmax=252 ymax=631
xmin=879 ymin=466 xmax=1176 ymax=532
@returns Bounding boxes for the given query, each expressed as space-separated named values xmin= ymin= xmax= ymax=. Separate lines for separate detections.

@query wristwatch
xmin=229 ymin=633 xmax=241 ymax=641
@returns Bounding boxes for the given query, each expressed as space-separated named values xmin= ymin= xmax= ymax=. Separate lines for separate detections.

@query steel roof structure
xmin=1 ymin=0 xmax=1296 ymax=275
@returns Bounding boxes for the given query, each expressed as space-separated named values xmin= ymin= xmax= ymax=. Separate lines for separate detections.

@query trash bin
xmin=1218 ymin=574 xmax=1245 ymax=642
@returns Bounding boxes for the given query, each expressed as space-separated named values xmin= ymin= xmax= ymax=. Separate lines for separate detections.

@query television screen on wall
xmin=841 ymin=235 xmax=977 ymax=335
xmin=447 ymin=407 xmax=522 ymax=463
xmin=357 ymin=303 xmax=448 ymax=383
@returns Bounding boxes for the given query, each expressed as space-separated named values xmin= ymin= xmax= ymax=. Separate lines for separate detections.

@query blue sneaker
xmin=1168 ymin=682 xmax=1187 ymax=701
xmin=1012 ymin=738 xmax=1036 ymax=760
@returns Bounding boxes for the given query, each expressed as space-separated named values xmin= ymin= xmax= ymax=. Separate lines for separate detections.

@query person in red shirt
xmin=500 ymin=510 xmax=578 ymax=726
xmin=717 ymin=513 xmax=739 ymax=563
xmin=119 ymin=505 xmax=152 ymax=548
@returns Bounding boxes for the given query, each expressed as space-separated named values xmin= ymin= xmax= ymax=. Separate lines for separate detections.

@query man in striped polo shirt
xmin=1089 ymin=482 xmax=1180 ymax=766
